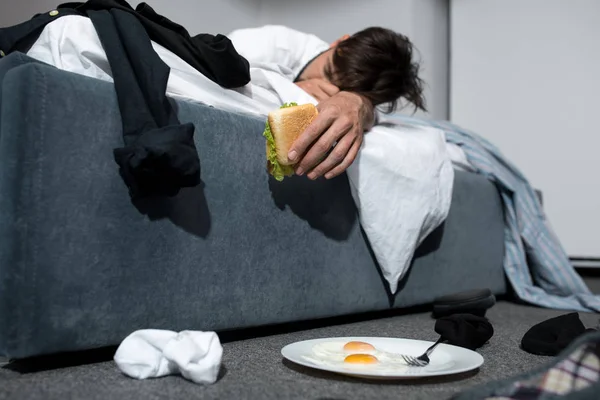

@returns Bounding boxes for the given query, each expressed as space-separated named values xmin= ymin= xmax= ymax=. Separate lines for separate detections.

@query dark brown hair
xmin=325 ymin=27 xmax=426 ymax=113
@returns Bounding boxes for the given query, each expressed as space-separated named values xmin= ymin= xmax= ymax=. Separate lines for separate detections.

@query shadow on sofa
xmin=268 ymin=174 xmax=358 ymax=241
xmin=131 ymin=181 xmax=211 ymax=238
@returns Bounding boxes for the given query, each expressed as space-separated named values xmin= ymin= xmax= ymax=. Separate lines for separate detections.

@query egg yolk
xmin=344 ymin=354 xmax=379 ymax=364
xmin=343 ymin=341 xmax=376 ymax=353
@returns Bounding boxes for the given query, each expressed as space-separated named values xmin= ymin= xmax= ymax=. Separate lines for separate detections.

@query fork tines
xmin=401 ymin=355 xmax=428 ymax=367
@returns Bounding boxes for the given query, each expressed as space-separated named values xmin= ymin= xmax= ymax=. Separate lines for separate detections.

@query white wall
xmin=451 ymin=0 xmax=600 ymax=257
xmin=259 ymin=0 xmax=450 ymax=120
xmin=411 ymin=0 xmax=449 ymax=121
xmin=0 ymin=0 xmax=262 ymax=36
xmin=259 ymin=0 xmax=415 ymax=42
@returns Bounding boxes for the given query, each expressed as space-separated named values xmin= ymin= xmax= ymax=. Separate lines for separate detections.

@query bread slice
xmin=267 ymin=104 xmax=318 ymax=166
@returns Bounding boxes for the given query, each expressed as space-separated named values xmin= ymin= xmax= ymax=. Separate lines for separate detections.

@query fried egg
xmin=303 ymin=340 xmax=409 ymax=372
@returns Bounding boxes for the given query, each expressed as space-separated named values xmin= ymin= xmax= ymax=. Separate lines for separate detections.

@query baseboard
xmin=571 ymin=257 xmax=600 ymax=269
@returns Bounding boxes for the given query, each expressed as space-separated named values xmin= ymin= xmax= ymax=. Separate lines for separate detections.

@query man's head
xmin=302 ymin=27 xmax=426 ymax=113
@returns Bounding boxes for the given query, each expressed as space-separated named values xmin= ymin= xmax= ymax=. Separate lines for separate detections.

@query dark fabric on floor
xmin=1 ymin=302 xmax=598 ymax=400
xmin=521 ymin=312 xmax=590 ymax=356
xmin=435 ymin=314 xmax=494 ymax=350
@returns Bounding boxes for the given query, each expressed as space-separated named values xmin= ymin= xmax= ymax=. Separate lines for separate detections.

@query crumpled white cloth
xmin=114 ymin=330 xmax=223 ymax=385
xmin=347 ymin=119 xmax=454 ymax=293
xmin=27 ymin=16 xmax=455 ymax=294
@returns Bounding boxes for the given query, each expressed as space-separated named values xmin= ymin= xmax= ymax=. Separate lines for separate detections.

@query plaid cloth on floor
xmin=385 ymin=114 xmax=600 ymax=313
xmin=487 ymin=340 xmax=600 ymax=399
xmin=453 ymin=332 xmax=600 ymax=400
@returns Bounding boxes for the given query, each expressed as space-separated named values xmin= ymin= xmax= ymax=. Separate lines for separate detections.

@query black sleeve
xmin=88 ymin=9 xmax=201 ymax=200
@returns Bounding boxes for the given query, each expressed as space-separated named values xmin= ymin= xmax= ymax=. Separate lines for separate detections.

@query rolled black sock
xmin=434 ymin=314 xmax=494 ymax=350
xmin=432 ymin=289 xmax=496 ymax=319
xmin=521 ymin=313 xmax=590 ymax=356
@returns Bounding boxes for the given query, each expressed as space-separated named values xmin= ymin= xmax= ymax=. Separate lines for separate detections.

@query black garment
xmin=0 ymin=0 xmax=251 ymax=199
xmin=58 ymin=0 xmax=250 ymax=88
xmin=432 ymin=288 xmax=496 ymax=319
xmin=0 ymin=8 xmax=81 ymax=56
xmin=521 ymin=313 xmax=597 ymax=356
xmin=89 ymin=9 xmax=199 ymax=198
xmin=0 ymin=0 xmax=250 ymax=89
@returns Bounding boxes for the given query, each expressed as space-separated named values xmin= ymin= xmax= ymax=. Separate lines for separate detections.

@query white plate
xmin=281 ymin=336 xmax=484 ymax=380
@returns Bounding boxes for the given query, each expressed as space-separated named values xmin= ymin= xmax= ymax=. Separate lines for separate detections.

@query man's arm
xmin=288 ymin=92 xmax=375 ymax=180
xmin=228 ymin=26 xmax=372 ymax=179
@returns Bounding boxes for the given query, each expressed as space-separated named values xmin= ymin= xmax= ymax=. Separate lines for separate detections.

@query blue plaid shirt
xmin=387 ymin=114 xmax=600 ymax=312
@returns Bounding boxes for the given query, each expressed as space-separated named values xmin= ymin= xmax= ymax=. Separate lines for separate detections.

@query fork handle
xmin=425 ymin=337 xmax=445 ymax=357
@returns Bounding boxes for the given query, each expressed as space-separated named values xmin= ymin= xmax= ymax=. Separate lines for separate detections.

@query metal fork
xmin=401 ymin=337 xmax=444 ymax=367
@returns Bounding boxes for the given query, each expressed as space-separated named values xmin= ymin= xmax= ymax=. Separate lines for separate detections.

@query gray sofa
xmin=0 ymin=53 xmax=506 ymax=360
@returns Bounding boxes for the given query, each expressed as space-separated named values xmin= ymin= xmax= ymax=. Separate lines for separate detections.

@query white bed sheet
xmin=26 ymin=16 xmax=459 ymax=293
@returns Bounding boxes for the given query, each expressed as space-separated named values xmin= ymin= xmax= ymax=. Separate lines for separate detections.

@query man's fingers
xmin=307 ymin=131 xmax=356 ymax=180
xmin=324 ymin=136 xmax=362 ymax=179
xmin=296 ymin=118 xmax=352 ymax=176
xmin=288 ymin=110 xmax=336 ymax=165
xmin=317 ymin=80 xmax=340 ymax=96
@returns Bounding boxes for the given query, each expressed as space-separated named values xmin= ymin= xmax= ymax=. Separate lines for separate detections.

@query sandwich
xmin=263 ymin=102 xmax=318 ymax=181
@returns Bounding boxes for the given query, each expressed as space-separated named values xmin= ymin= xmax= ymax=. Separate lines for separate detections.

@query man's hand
xmin=295 ymin=79 xmax=340 ymax=102
xmin=287 ymin=91 xmax=375 ymax=180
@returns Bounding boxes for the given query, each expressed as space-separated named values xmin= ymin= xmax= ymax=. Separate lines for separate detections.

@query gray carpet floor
xmin=1 ymin=301 xmax=599 ymax=400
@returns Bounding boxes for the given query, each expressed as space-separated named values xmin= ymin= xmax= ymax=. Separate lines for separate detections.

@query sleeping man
xmin=228 ymin=25 xmax=426 ymax=181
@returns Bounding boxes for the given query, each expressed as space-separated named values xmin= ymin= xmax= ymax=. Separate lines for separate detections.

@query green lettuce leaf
xmin=264 ymin=102 xmax=298 ymax=181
